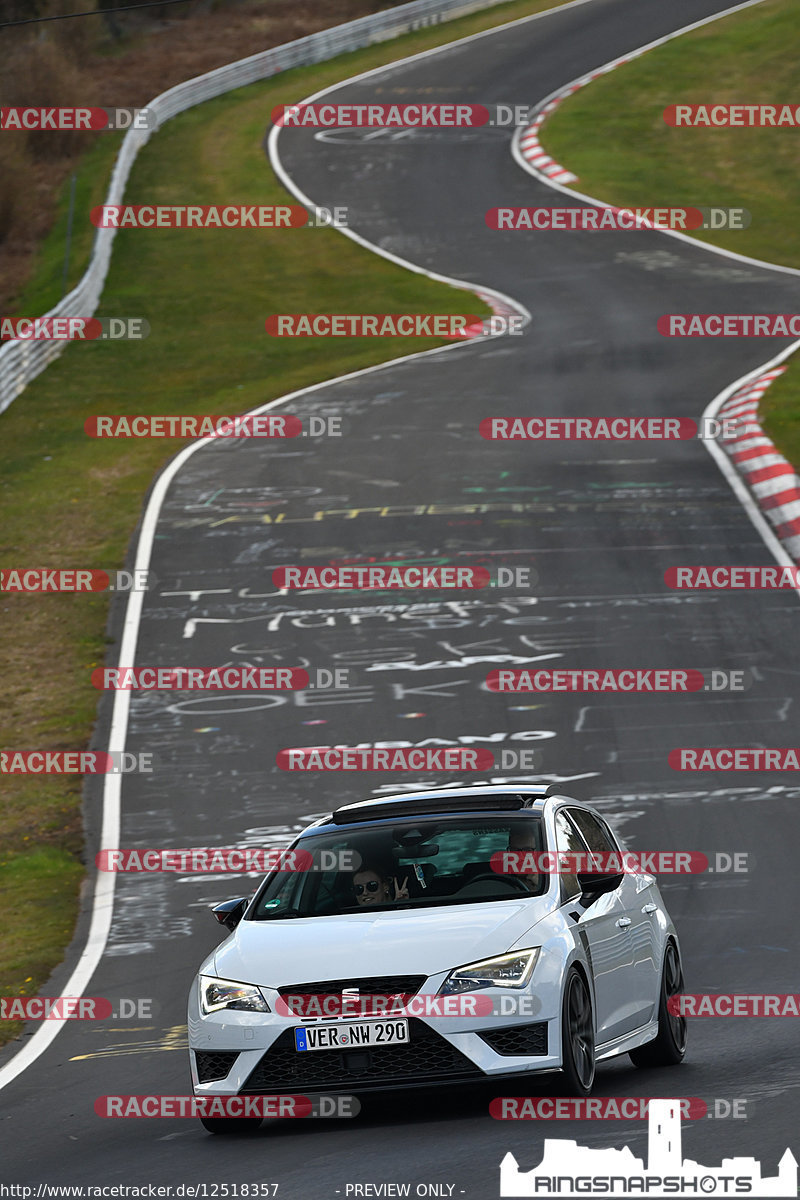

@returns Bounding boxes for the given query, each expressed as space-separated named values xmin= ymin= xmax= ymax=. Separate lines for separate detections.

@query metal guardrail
xmin=0 ymin=0 xmax=509 ymax=415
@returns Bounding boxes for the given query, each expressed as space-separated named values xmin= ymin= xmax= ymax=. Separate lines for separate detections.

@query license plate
xmin=294 ymin=1019 xmax=409 ymax=1052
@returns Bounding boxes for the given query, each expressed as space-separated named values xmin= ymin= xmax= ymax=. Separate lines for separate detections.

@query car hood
xmin=212 ymin=899 xmax=551 ymax=989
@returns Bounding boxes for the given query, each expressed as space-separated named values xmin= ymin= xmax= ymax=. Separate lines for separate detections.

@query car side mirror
xmin=212 ymin=897 xmax=248 ymax=931
xmin=577 ymin=870 xmax=624 ymax=898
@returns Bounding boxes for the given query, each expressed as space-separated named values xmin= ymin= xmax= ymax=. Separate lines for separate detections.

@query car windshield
xmin=249 ymin=815 xmax=547 ymax=919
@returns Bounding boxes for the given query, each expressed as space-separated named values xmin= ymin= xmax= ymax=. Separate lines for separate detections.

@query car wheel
xmin=560 ymin=967 xmax=595 ymax=1095
xmin=629 ymin=940 xmax=687 ymax=1068
xmin=199 ymin=1116 xmax=263 ymax=1135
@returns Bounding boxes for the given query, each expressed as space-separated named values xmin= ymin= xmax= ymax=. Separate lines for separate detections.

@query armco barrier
xmin=0 ymin=0 xmax=511 ymax=415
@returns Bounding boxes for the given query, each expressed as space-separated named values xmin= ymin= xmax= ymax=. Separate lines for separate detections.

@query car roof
xmin=302 ymin=784 xmax=587 ymax=831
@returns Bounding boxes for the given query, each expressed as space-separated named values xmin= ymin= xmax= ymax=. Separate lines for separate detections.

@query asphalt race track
xmin=2 ymin=0 xmax=799 ymax=1193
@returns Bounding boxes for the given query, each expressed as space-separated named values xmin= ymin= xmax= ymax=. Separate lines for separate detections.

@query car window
xmin=567 ymin=808 xmax=619 ymax=854
xmin=554 ymin=809 xmax=588 ymax=901
xmin=248 ymin=816 xmax=547 ymax=918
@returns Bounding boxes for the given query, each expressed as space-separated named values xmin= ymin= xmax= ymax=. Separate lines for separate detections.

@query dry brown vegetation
xmin=0 ymin=0 xmax=398 ymax=312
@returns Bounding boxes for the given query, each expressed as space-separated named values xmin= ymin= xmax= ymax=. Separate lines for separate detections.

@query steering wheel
xmin=458 ymin=872 xmax=532 ymax=895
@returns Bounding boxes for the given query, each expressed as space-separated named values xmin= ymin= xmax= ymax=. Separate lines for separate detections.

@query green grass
xmin=759 ymin=358 xmax=800 ymax=468
xmin=0 ymin=0 xmax=575 ymax=1047
xmin=543 ymin=0 xmax=800 ymax=266
xmin=542 ymin=0 xmax=800 ymax=469
xmin=0 ymin=849 xmax=85 ymax=1043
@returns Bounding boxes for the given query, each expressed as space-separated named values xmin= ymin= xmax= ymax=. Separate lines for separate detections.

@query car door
xmin=555 ymin=809 xmax=639 ymax=1045
xmin=568 ymin=807 xmax=661 ymax=1031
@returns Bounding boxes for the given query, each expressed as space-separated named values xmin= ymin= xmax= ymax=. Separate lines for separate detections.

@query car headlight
xmin=439 ymin=949 xmax=540 ymax=994
xmin=199 ymin=976 xmax=270 ymax=1014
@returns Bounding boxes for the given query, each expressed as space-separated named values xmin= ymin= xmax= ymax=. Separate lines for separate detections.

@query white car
xmin=188 ymin=786 xmax=687 ymax=1133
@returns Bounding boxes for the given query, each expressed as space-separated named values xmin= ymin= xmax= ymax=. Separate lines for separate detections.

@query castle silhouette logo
xmin=500 ymin=1099 xmax=797 ymax=1197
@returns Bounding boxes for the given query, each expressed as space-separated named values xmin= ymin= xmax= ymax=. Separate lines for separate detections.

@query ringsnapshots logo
xmin=499 ymin=1098 xmax=797 ymax=1197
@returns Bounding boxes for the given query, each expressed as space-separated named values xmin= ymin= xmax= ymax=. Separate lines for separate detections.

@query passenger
xmin=352 ymin=865 xmax=410 ymax=907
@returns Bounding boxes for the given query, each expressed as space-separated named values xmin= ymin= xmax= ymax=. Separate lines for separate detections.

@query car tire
xmin=560 ymin=967 xmax=595 ymax=1095
xmin=199 ymin=1116 xmax=263 ymax=1135
xmin=629 ymin=940 xmax=687 ymax=1068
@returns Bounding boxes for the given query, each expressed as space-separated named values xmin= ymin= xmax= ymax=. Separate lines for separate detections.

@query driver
xmin=352 ymin=865 xmax=410 ymax=907
xmin=506 ymin=824 xmax=543 ymax=892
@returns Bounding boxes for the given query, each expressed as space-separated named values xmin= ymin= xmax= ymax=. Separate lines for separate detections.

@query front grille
xmin=277 ymin=975 xmax=426 ymax=998
xmin=195 ymin=1050 xmax=240 ymax=1083
xmin=242 ymin=1017 xmax=482 ymax=1093
xmin=479 ymin=1023 xmax=548 ymax=1057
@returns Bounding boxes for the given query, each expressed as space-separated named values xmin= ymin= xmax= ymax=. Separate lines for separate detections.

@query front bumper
xmin=188 ymin=977 xmax=565 ymax=1095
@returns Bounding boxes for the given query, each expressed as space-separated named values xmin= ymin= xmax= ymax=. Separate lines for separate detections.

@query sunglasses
xmin=354 ymin=880 xmax=382 ymax=895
